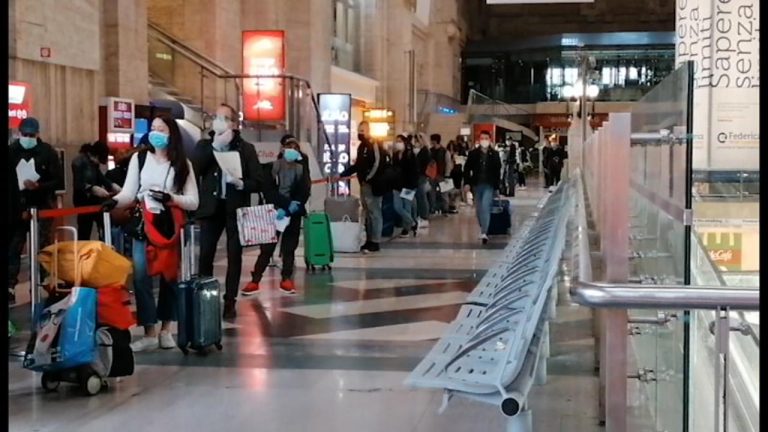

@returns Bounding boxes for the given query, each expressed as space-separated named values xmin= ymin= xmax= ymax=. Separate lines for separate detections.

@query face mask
xmin=394 ymin=142 xmax=405 ymax=152
xmin=148 ymin=131 xmax=170 ymax=150
xmin=480 ymin=139 xmax=490 ymax=148
xmin=283 ymin=148 xmax=302 ymax=162
xmin=357 ymin=133 xmax=366 ymax=141
xmin=212 ymin=118 xmax=230 ymax=134
xmin=19 ymin=137 xmax=38 ymax=150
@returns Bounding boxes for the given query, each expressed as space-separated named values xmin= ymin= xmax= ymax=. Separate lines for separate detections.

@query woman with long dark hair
xmin=103 ymin=115 xmax=199 ymax=352
xmin=391 ymin=134 xmax=419 ymax=237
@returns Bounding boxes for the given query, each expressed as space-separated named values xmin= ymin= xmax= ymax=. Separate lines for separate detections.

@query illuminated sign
xmin=363 ymin=108 xmax=395 ymax=139
xmin=242 ymin=30 xmax=286 ymax=122
xmin=319 ymin=93 xmax=352 ymax=195
xmin=106 ymin=97 xmax=134 ymax=133
xmin=9 ymin=81 xmax=31 ymax=129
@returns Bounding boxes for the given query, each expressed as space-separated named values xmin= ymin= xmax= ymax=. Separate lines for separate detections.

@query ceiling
xmin=464 ymin=0 xmax=675 ymax=41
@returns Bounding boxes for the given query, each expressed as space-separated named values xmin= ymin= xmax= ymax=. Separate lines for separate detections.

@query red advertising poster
xmin=8 ymin=81 xmax=31 ymax=129
xmin=242 ymin=30 xmax=285 ymax=122
xmin=472 ymin=123 xmax=495 ymax=144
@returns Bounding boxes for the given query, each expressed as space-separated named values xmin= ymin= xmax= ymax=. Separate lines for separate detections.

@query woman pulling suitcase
xmin=102 ymin=115 xmax=199 ymax=352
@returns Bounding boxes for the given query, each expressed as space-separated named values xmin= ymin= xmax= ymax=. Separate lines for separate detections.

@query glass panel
xmin=627 ymin=62 xmax=693 ymax=432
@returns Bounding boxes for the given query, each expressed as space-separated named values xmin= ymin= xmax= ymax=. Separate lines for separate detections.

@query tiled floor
xmin=8 ymin=184 xmax=601 ymax=432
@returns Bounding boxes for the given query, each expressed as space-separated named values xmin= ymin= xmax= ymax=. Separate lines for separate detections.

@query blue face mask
xmin=148 ymin=131 xmax=170 ymax=150
xmin=19 ymin=136 xmax=38 ymax=150
xmin=283 ymin=148 xmax=302 ymax=162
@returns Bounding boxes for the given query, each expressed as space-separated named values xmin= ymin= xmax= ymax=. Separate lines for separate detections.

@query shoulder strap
xmin=136 ymin=150 xmax=149 ymax=191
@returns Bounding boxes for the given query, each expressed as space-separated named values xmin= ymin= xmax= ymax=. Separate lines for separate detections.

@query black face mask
xmin=357 ymin=133 xmax=366 ymax=141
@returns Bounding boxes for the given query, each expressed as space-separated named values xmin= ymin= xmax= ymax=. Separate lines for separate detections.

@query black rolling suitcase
xmin=176 ymin=224 xmax=223 ymax=355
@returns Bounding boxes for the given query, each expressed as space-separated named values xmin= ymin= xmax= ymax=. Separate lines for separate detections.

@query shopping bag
xmin=330 ymin=216 xmax=365 ymax=253
xmin=438 ymin=179 xmax=455 ymax=193
xmin=23 ymin=287 xmax=97 ymax=372
xmin=236 ymin=205 xmax=278 ymax=247
xmin=39 ymin=241 xmax=133 ymax=288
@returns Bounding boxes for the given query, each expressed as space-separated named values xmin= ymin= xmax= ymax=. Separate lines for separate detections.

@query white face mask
xmin=480 ymin=139 xmax=490 ymax=148
xmin=212 ymin=117 xmax=231 ymax=134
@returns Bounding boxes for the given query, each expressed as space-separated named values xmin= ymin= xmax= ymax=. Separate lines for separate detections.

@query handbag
xmin=236 ymin=204 xmax=278 ymax=247
xmin=122 ymin=203 xmax=146 ymax=240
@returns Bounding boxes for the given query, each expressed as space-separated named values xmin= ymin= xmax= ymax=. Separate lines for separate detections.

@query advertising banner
xmin=319 ymin=93 xmax=352 ymax=195
xmin=675 ymin=0 xmax=760 ymax=169
xmin=9 ymin=81 xmax=31 ymax=129
xmin=363 ymin=109 xmax=395 ymax=141
xmin=242 ymin=30 xmax=286 ymax=123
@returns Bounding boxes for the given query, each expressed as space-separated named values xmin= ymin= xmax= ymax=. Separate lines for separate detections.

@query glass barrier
xmin=626 ymin=62 xmax=693 ymax=432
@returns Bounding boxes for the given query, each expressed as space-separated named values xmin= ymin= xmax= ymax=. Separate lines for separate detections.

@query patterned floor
xmin=8 ymin=183 xmax=602 ymax=432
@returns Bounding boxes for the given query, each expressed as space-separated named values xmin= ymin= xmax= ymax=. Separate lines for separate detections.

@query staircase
xmin=147 ymin=73 xmax=206 ymax=129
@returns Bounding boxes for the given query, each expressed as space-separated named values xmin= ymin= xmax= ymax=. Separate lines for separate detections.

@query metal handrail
xmin=148 ymin=22 xmax=235 ymax=75
xmin=573 ymin=281 xmax=760 ymax=310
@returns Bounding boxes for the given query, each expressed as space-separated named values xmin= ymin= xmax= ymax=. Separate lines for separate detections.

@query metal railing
xmin=572 ymin=281 xmax=759 ymax=310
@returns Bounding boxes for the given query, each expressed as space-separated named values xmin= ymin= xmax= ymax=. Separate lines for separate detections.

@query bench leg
xmin=542 ymin=322 xmax=550 ymax=359
xmin=535 ymin=347 xmax=548 ymax=386
xmin=505 ymin=408 xmax=533 ymax=432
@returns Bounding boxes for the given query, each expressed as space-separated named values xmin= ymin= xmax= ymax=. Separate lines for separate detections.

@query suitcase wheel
xmin=180 ymin=347 xmax=189 ymax=356
xmin=80 ymin=371 xmax=104 ymax=396
xmin=41 ymin=372 xmax=60 ymax=392
xmin=215 ymin=343 xmax=223 ymax=351
xmin=310 ymin=265 xmax=317 ymax=273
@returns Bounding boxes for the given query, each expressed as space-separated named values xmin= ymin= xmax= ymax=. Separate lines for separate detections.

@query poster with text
xmin=319 ymin=93 xmax=352 ymax=195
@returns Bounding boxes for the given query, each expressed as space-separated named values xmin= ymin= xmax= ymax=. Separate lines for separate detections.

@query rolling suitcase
xmin=487 ymin=199 xmax=512 ymax=235
xmin=176 ymin=223 xmax=223 ymax=355
xmin=303 ymin=212 xmax=334 ymax=272
xmin=325 ymin=195 xmax=360 ymax=222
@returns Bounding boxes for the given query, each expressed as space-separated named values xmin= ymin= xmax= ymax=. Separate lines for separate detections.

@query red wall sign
xmin=110 ymin=99 xmax=134 ymax=131
xmin=242 ymin=30 xmax=286 ymax=122
xmin=9 ymin=81 xmax=31 ymax=129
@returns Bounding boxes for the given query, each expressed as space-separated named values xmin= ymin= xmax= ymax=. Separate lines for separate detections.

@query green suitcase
xmin=303 ymin=212 xmax=334 ymax=272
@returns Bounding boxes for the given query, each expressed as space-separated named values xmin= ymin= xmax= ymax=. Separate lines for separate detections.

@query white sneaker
xmin=159 ymin=331 xmax=175 ymax=349
xmin=519 ymin=186 xmax=527 ymax=190
xmin=418 ymin=218 xmax=430 ymax=228
xmin=130 ymin=336 xmax=159 ymax=352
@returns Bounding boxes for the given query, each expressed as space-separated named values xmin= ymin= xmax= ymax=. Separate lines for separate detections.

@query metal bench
xmin=405 ymin=179 xmax=574 ymax=432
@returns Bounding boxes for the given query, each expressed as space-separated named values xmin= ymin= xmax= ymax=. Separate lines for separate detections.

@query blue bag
xmin=23 ymin=287 xmax=98 ymax=372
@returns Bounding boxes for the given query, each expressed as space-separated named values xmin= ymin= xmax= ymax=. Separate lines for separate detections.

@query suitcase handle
xmin=180 ymin=222 xmax=198 ymax=281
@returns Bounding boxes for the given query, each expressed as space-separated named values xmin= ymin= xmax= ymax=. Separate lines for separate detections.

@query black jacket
xmin=392 ymin=150 xmax=419 ymax=191
xmin=463 ymin=147 xmax=502 ymax=190
xmin=416 ymin=147 xmax=432 ymax=176
xmin=191 ymin=130 xmax=269 ymax=219
xmin=430 ymin=146 xmax=448 ymax=178
xmin=72 ymin=153 xmax=115 ymax=206
xmin=341 ymin=137 xmax=378 ymax=183
xmin=543 ymin=146 xmax=566 ymax=172
xmin=9 ymin=138 xmax=63 ymax=210
xmin=266 ymin=155 xmax=312 ymax=216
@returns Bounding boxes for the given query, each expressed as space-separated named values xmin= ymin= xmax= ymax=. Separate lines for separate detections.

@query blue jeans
xmin=415 ymin=176 xmax=430 ymax=220
xmin=132 ymin=239 xmax=176 ymax=326
xmin=361 ymin=184 xmax=383 ymax=243
xmin=473 ymin=184 xmax=494 ymax=235
xmin=392 ymin=191 xmax=416 ymax=230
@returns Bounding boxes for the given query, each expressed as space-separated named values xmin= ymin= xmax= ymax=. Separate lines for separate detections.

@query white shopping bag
xmin=438 ymin=179 xmax=455 ymax=193
xmin=236 ymin=205 xmax=278 ymax=246
xmin=330 ymin=216 xmax=364 ymax=253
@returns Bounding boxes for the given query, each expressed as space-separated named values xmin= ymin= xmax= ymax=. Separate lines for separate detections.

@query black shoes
xmin=361 ymin=242 xmax=380 ymax=254
xmin=223 ymin=301 xmax=236 ymax=320
xmin=400 ymin=228 xmax=410 ymax=237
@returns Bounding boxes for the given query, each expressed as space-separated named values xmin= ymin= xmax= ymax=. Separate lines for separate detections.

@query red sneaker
xmin=279 ymin=279 xmax=296 ymax=295
xmin=241 ymin=281 xmax=260 ymax=296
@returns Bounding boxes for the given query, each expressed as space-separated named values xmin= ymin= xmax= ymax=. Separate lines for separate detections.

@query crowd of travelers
xmin=8 ymin=110 xmax=565 ymax=352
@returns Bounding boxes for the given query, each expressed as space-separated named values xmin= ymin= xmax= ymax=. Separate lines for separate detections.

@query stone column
xmin=676 ymin=0 xmax=760 ymax=170
xmin=102 ymin=0 xmax=149 ymax=103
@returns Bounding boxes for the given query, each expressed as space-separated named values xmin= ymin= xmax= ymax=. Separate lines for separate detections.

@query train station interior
xmin=7 ymin=0 xmax=760 ymax=431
